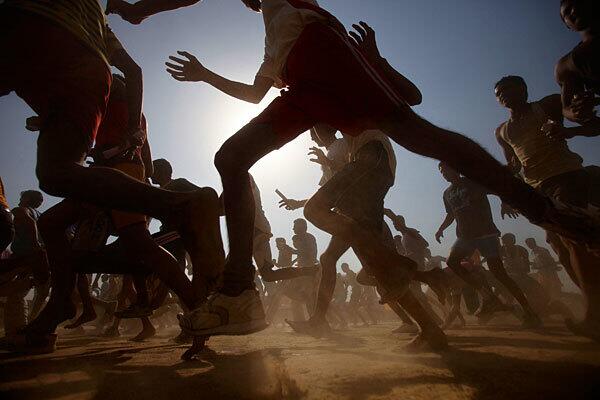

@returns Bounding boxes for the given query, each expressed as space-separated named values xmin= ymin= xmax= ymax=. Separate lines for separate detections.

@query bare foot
xmin=177 ymin=189 xmax=225 ymax=300
xmin=130 ymin=325 xmax=156 ymax=342
xmin=65 ymin=309 xmax=97 ymax=329
xmin=181 ymin=335 xmax=213 ymax=361
xmin=102 ymin=326 xmax=120 ymax=338
xmin=403 ymin=328 xmax=448 ymax=353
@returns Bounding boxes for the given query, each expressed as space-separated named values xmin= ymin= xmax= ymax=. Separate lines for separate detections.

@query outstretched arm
xmin=435 ymin=213 xmax=454 ymax=243
xmin=555 ymin=55 xmax=599 ymax=124
xmin=107 ymin=0 xmax=202 ymax=24
xmin=166 ymin=51 xmax=273 ymax=104
xmin=109 ymin=31 xmax=144 ymax=135
xmin=349 ymin=22 xmax=422 ymax=106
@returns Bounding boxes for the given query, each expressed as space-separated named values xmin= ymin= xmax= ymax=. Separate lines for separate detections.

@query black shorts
xmin=319 ymin=141 xmax=394 ymax=232
xmin=0 ymin=209 xmax=14 ymax=253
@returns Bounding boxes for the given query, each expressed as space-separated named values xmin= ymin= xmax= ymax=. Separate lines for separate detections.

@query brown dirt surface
xmin=1 ymin=322 xmax=599 ymax=400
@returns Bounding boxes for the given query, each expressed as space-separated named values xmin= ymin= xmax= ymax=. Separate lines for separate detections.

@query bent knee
xmin=303 ymin=196 xmax=327 ymax=225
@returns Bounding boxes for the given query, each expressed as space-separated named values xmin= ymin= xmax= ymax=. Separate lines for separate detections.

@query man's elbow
xmin=406 ymin=90 xmax=422 ymax=106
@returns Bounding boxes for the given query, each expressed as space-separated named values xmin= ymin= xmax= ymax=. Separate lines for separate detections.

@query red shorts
xmin=253 ymin=22 xmax=409 ymax=147
xmin=0 ymin=8 xmax=111 ymax=149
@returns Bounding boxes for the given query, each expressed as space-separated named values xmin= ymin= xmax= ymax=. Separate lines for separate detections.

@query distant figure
xmin=436 ymin=163 xmax=540 ymax=327
xmin=525 ymin=238 xmax=563 ymax=299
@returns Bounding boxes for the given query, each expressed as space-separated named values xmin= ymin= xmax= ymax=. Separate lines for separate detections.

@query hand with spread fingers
xmin=541 ymin=120 xmax=574 ymax=140
xmin=278 ymin=198 xmax=304 ymax=211
xmin=308 ymin=147 xmax=328 ymax=166
xmin=348 ymin=21 xmax=382 ymax=63
xmin=166 ymin=51 xmax=210 ymax=82
xmin=501 ymin=203 xmax=519 ymax=220
xmin=106 ymin=0 xmax=146 ymax=25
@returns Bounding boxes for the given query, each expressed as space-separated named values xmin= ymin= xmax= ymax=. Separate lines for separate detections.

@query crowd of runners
xmin=0 ymin=0 xmax=598 ymax=358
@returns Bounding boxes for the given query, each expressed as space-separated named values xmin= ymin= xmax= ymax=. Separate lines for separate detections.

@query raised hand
xmin=569 ymin=92 xmax=598 ymax=122
xmin=501 ymin=203 xmax=519 ymax=220
xmin=348 ymin=21 xmax=382 ymax=63
xmin=106 ymin=0 xmax=146 ymax=25
xmin=541 ymin=120 xmax=573 ymax=140
xmin=165 ymin=51 xmax=209 ymax=82
xmin=308 ymin=147 xmax=328 ymax=165
xmin=278 ymin=198 xmax=303 ymax=211
xmin=435 ymin=230 xmax=444 ymax=244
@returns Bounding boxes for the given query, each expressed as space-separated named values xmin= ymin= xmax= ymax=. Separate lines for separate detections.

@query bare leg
xmin=26 ymin=200 xmax=82 ymax=334
xmin=312 ymin=237 xmax=350 ymax=322
xmin=378 ymin=114 xmax=546 ymax=221
xmin=214 ymin=123 xmax=280 ymax=295
xmin=118 ymin=224 xmax=197 ymax=309
xmin=305 ymin=193 xmax=414 ymax=302
xmin=487 ymin=256 xmax=537 ymax=319
xmin=65 ymin=274 xmax=97 ymax=329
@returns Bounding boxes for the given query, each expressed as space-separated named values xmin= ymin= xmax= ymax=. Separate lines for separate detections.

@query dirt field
xmin=1 ymin=322 xmax=599 ymax=400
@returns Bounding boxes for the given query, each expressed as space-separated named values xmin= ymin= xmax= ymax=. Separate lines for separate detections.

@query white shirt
xmin=344 ymin=130 xmax=397 ymax=181
xmin=256 ymin=0 xmax=326 ymax=88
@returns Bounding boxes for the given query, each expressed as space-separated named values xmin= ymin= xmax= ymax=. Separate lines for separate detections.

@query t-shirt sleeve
xmin=256 ymin=51 xmax=280 ymax=88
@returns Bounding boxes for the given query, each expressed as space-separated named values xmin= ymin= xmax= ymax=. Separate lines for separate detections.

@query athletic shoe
xmin=178 ymin=289 xmax=268 ymax=336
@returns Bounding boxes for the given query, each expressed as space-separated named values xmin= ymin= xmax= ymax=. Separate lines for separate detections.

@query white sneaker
xmin=178 ymin=290 xmax=268 ymax=336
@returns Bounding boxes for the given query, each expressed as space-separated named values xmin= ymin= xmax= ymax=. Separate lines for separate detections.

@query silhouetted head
xmin=392 ymin=215 xmax=407 ymax=232
xmin=19 ymin=190 xmax=43 ymax=209
xmin=151 ymin=159 xmax=173 ymax=186
xmin=525 ymin=237 xmax=537 ymax=249
xmin=241 ymin=0 xmax=262 ymax=12
xmin=341 ymin=263 xmax=350 ymax=273
xmin=495 ymin=76 xmax=528 ymax=110
xmin=275 ymin=237 xmax=287 ymax=249
xmin=560 ymin=0 xmax=597 ymax=32
xmin=501 ymin=233 xmax=516 ymax=246
xmin=293 ymin=218 xmax=308 ymax=234
xmin=439 ymin=162 xmax=461 ymax=183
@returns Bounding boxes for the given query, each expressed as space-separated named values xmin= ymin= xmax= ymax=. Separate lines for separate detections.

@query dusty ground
xmin=1 ymin=322 xmax=599 ymax=400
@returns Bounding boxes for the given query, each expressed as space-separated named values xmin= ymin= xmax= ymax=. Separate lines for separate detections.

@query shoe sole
xmin=181 ymin=319 xmax=269 ymax=337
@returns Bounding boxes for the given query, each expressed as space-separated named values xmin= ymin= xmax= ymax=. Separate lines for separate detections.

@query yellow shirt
xmin=5 ymin=0 xmax=122 ymax=68
xmin=0 ymin=177 xmax=9 ymax=210
xmin=497 ymin=102 xmax=583 ymax=188
xmin=257 ymin=0 xmax=326 ymax=88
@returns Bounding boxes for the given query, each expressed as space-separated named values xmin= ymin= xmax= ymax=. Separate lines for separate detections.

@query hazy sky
xmin=1 ymin=1 xmax=597 ymax=285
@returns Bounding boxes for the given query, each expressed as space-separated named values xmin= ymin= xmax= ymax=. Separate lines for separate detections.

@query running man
xmin=552 ymin=0 xmax=600 ymax=134
xmin=436 ymin=163 xmax=541 ymax=327
xmin=494 ymin=75 xmax=600 ymax=341
xmin=0 ymin=178 xmax=13 ymax=258
xmin=116 ymin=0 xmax=593 ymax=335
xmin=525 ymin=238 xmax=563 ymax=299
xmin=10 ymin=191 xmax=50 ymax=322
xmin=0 ymin=0 xmax=224 ymax=345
